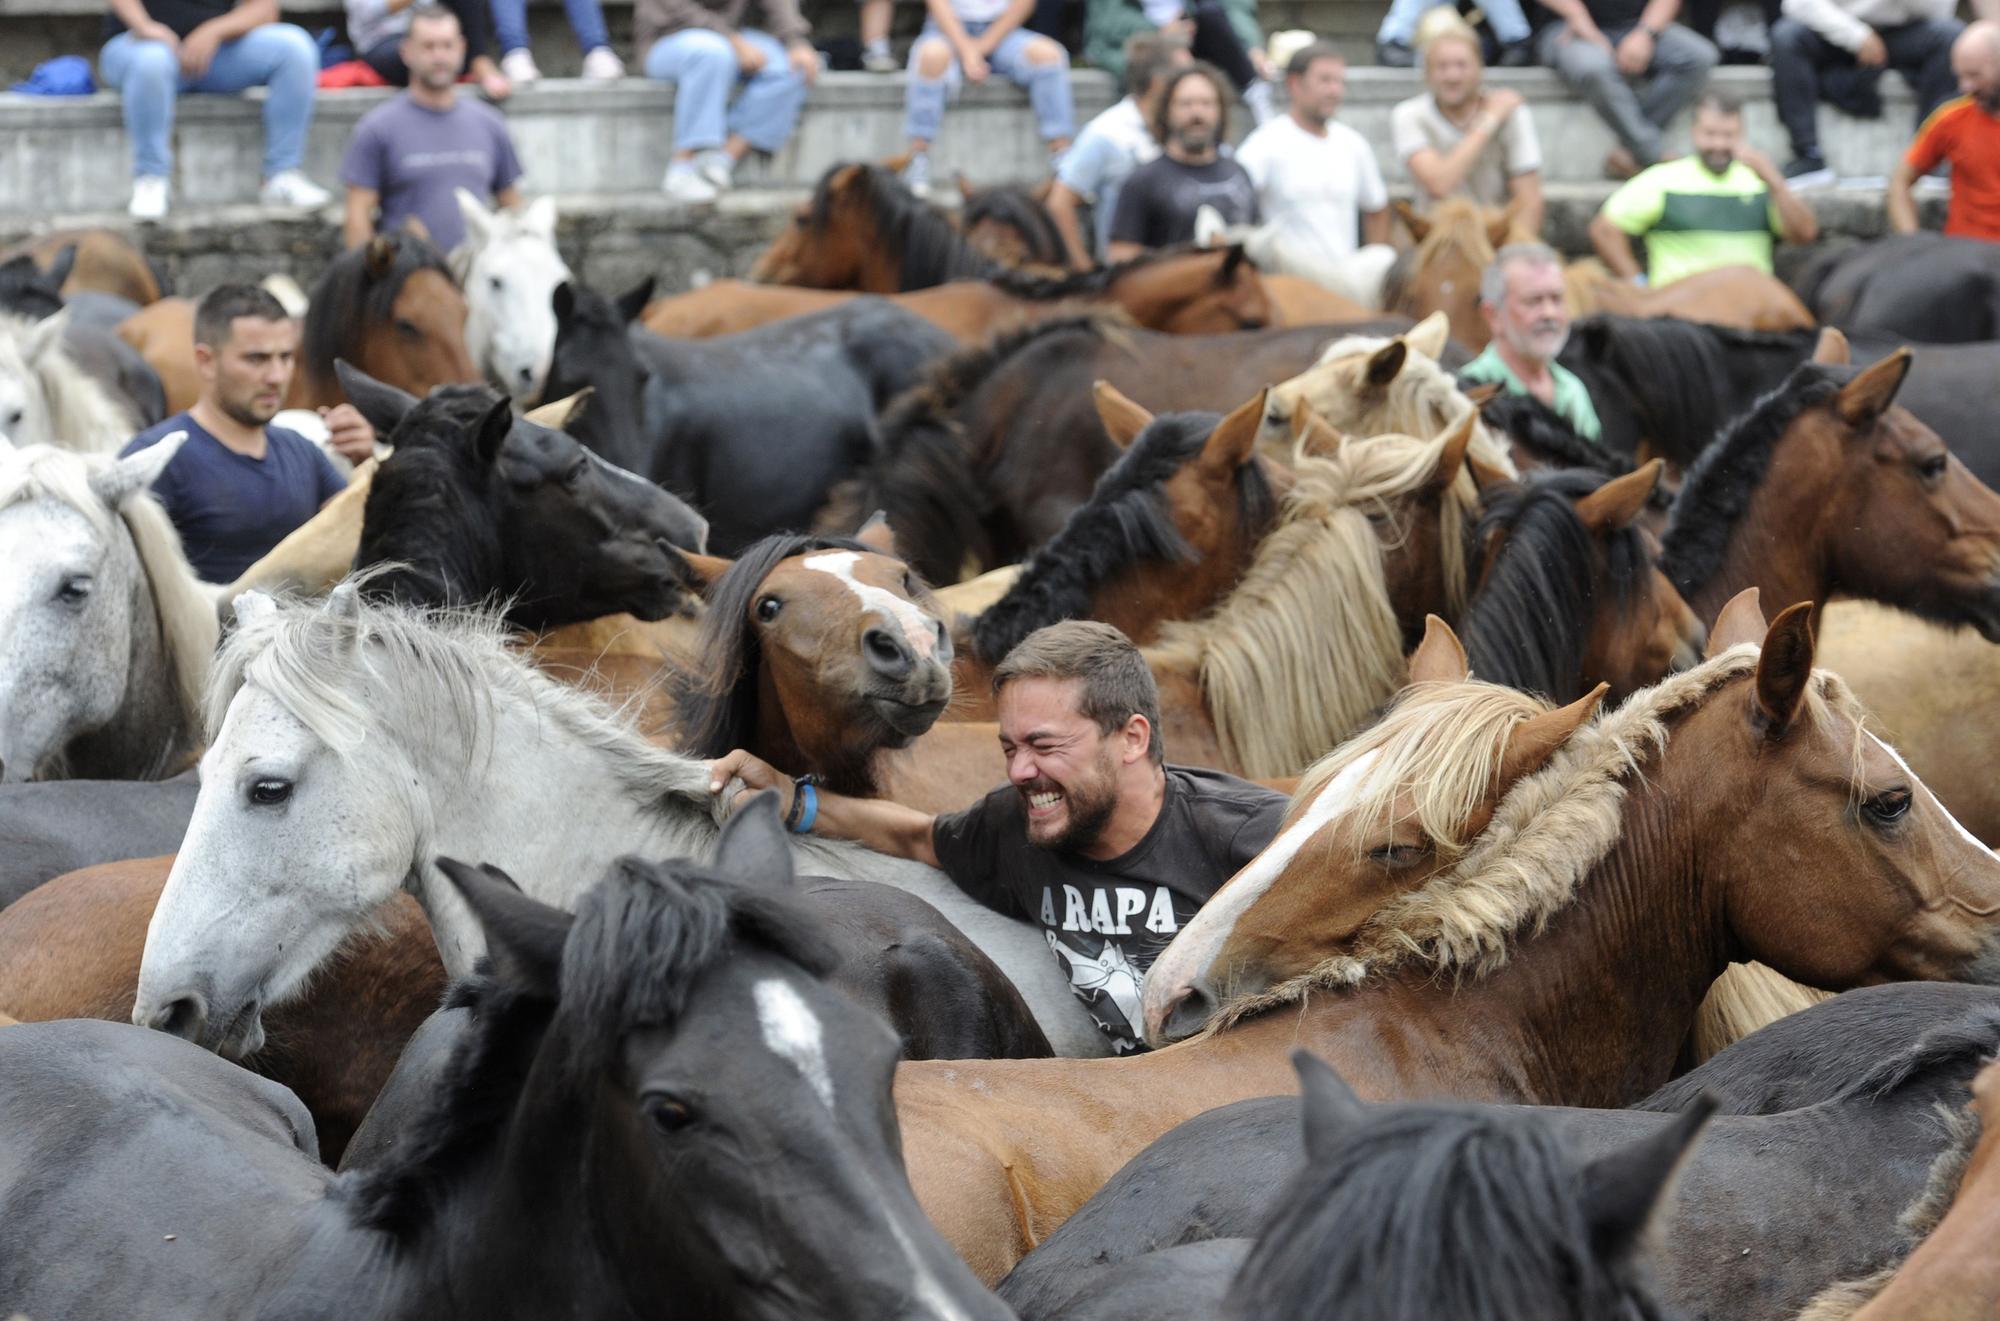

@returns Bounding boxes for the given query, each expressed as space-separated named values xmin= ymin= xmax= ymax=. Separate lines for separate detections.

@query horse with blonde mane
xmin=0 ymin=311 xmax=136 ymax=452
xmin=889 ymin=593 xmax=2000 ymax=1281
xmin=0 ymin=436 xmax=217 ymax=782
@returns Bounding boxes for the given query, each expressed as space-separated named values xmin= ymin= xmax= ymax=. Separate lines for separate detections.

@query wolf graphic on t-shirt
xmin=1045 ymin=930 xmax=1150 ymax=1054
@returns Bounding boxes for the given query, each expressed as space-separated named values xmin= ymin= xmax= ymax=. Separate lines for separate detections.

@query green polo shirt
xmin=1599 ymin=156 xmax=1782 ymax=287
xmin=1461 ymin=345 xmax=1604 ymax=443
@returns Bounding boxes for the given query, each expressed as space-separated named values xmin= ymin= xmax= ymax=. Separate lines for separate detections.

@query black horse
xmin=1000 ymin=982 xmax=2000 ymax=1321
xmin=1796 ymin=232 xmax=2000 ymax=344
xmin=0 ymin=799 xmax=1015 ymax=1321
xmin=542 ymin=278 xmax=956 ymax=556
xmin=340 ymin=362 xmax=711 ymax=630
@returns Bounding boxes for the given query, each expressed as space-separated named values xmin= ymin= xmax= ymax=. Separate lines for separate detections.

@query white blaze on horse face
xmin=800 ymin=550 xmax=939 ymax=660
xmin=1871 ymin=733 xmax=2000 ymax=863
xmin=1143 ymin=749 xmax=1383 ymax=1020
xmin=753 ymin=977 xmax=836 ymax=1110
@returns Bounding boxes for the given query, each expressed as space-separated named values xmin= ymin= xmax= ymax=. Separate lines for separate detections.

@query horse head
xmin=1386 ymin=197 xmax=1528 ymax=352
xmin=303 ymin=233 xmax=478 ymax=409
xmin=544 ymin=278 xmax=653 ymax=475
xmin=455 ymin=190 xmax=571 ymax=406
xmin=0 ymin=311 xmax=68 ymax=448
xmin=1115 ymin=245 xmax=1274 ymax=336
xmin=752 ymin=162 xmax=873 ymax=288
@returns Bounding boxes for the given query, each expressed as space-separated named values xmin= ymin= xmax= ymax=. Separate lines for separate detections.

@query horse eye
xmin=644 ymin=1093 xmax=695 ymax=1134
xmin=1863 ymin=787 xmax=1913 ymax=828
xmin=1918 ymin=454 xmax=1948 ymax=481
xmin=1368 ymin=842 xmax=1426 ymax=868
xmin=394 ymin=318 xmax=421 ymax=339
xmin=247 ymin=778 xmax=294 ymax=807
xmin=54 ymin=575 xmax=92 ymax=605
xmin=755 ymin=596 xmax=782 ymax=623
xmin=488 ymin=275 xmax=504 ymax=292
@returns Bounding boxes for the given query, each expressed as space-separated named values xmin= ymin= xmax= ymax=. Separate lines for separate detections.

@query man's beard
xmin=1506 ymin=319 xmax=1568 ymax=364
xmin=414 ymin=64 xmax=458 ymax=92
xmin=1020 ymin=759 xmax=1121 ymax=853
xmin=218 ymin=390 xmax=280 ymax=428
xmin=1699 ymin=149 xmax=1734 ymax=175
xmin=1172 ymin=124 xmax=1216 ymax=154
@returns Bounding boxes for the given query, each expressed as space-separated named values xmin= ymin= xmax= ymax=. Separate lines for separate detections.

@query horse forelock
xmin=302 ymin=233 xmax=455 ymax=381
xmin=961 ymin=185 xmax=1066 ymax=268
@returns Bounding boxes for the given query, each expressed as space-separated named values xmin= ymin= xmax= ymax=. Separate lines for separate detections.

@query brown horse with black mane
xmin=892 ymin=595 xmax=2000 ymax=1281
xmin=752 ymin=161 xmax=1005 ymax=292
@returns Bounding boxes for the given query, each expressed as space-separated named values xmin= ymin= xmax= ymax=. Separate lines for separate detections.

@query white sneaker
xmin=901 ymin=151 xmax=932 ymax=199
xmin=580 ymin=46 xmax=624 ymax=80
xmin=662 ymin=162 xmax=719 ymax=204
xmin=500 ymin=48 xmax=541 ymax=84
xmin=861 ymin=44 xmax=899 ymax=72
xmin=694 ymin=149 xmax=735 ymax=192
xmin=260 ymin=170 xmax=333 ymax=209
xmin=129 ymin=175 xmax=169 ymax=220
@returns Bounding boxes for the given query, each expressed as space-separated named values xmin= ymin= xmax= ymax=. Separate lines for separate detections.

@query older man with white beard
xmin=1459 ymin=242 xmax=1604 ymax=443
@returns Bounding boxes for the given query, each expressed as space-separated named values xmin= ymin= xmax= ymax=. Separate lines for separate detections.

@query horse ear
xmin=434 ymin=857 xmax=571 ymax=1000
xmin=365 ymin=234 xmax=397 ymax=280
xmin=24 ymin=306 xmax=70 ymax=365
xmin=1093 ymin=380 xmax=1155 ymax=449
xmin=1463 ymin=381 xmax=1502 ymax=409
xmin=1468 ymin=452 xmax=1514 ymax=492
xmin=326 ymin=579 xmax=363 ymax=624
xmin=232 ymin=590 xmax=280 ymax=629
xmin=455 ymin=187 xmax=495 ymax=250
xmin=1704 ymin=588 xmax=1766 ymax=658
xmin=474 ymin=393 xmax=513 ymax=466
xmin=1573 ymin=459 xmax=1661 ymax=534
xmin=1485 ymin=199 xmax=1519 ymax=249
xmin=1753 ymin=601 xmax=1817 ymax=736
xmin=524 ymin=386 xmax=591 ymax=430
xmin=44 ymin=242 xmax=78 ymax=291
xmin=1219 ymin=243 xmax=1249 ymax=280
xmin=1405 ymin=311 xmax=1450 ymax=361
xmin=1192 ymin=204 xmax=1228 ymax=249
xmin=1292 ymin=1049 xmax=1367 ymax=1165
xmin=1495 ymin=684 xmax=1608 ymax=800
xmin=521 ymin=194 xmax=558 ymax=240
xmin=1425 ymin=409 xmax=1478 ymax=493
xmin=91 ymin=428 xmax=187 ymax=507
xmin=713 ymin=791 xmax=798 ymax=890
xmin=1407 ymin=614 xmax=1470 ymax=685
xmin=1394 ymin=198 xmax=1429 ymax=244
xmin=335 ymin=359 xmax=418 ymax=437
xmin=615 ymin=277 xmax=657 ymax=325
xmin=681 ymin=552 xmax=734 ymax=589
xmin=1811 ymin=326 xmax=1850 ymax=365
xmin=855 ymin=510 xmax=900 ymax=558
xmin=1836 ymin=349 xmax=1913 ymax=428
xmin=1580 ymin=1093 xmax=1716 ymax=1263
xmin=1202 ymin=388 xmax=1266 ymax=471
xmin=1365 ymin=339 xmax=1407 ymax=388
xmin=552 ymin=281 xmax=577 ymax=326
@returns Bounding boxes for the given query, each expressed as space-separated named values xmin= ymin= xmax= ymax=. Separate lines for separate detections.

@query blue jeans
xmin=491 ymin=0 xmax=612 ymax=56
xmin=643 ymin=28 xmax=807 ymax=154
xmin=905 ymin=20 xmax=1074 ymax=144
xmin=1377 ymin=0 xmax=1531 ymax=46
xmin=98 ymin=23 xmax=319 ymax=179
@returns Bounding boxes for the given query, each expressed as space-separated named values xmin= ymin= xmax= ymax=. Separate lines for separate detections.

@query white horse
xmin=0 ymin=310 xmax=136 ymax=453
xmin=453 ymin=190 xmax=570 ymax=405
xmin=135 ymin=585 xmax=1106 ymax=1059
xmin=1194 ymin=204 xmax=1399 ymax=311
xmin=0 ymin=434 xmax=219 ymax=782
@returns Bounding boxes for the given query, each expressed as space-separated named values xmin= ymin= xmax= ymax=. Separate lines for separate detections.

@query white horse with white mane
xmin=0 ymin=433 xmax=219 ymax=782
xmin=134 ymin=585 xmax=1105 ymax=1059
xmin=453 ymin=190 xmax=570 ymax=405
xmin=0 ymin=310 xmax=136 ymax=453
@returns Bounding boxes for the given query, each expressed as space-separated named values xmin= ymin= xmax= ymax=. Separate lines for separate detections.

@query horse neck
xmin=64 ymin=530 xmax=192 ymax=779
xmin=1683 ymin=429 xmax=1839 ymax=628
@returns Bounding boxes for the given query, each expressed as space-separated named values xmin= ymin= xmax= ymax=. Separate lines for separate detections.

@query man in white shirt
xmin=1234 ymin=42 xmax=1389 ymax=273
xmin=1048 ymin=31 xmax=1192 ymax=268
xmin=1771 ymin=0 xmax=1966 ymax=185
xmin=1390 ymin=10 xmax=1544 ymax=233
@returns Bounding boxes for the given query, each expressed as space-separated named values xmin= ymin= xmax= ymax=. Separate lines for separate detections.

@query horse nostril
xmin=864 ymin=626 xmax=914 ymax=679
xmin=145 ymin=993 xmax=208 ymax=1043
xmin=1161 ymin=985 xmax=1215 ymax=1043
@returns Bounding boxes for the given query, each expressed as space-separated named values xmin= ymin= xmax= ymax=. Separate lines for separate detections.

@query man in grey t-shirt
xmin=1389 ymin=13 xmax=1544 ymax=233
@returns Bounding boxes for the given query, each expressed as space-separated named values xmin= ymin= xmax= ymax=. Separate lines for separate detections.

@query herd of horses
xmin=7 ymin=163 xmax=2000 ymax=1317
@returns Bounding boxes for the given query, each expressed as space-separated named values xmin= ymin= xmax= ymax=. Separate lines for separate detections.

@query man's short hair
xmin=403 ymin=2 xmax=461 ymax=36
xmin=1124 ymin=30 xmax=1190 ymax=99
xmin=1150 ymin=61 xmax=1232 ymax=145
xmin=992 ymin=621 xmax=1166 ymax=766
xmin=1479 ymin=241 xmax=1564 ymax=307
xmin=194 ymin=284 xmax=291 ymax=349
xmin=1695 ymin=88 xmax=1743 ymax=118
xmin=1285 ymin=40 xmax=1345 ymax=79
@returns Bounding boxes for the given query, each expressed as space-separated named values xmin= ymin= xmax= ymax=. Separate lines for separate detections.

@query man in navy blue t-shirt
xmin=121 ymin=283 xmax=371 ymax=583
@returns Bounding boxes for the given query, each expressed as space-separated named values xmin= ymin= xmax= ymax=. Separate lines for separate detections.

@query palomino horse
xmin=451 ymin=190 xmax=569 ymax=404
xmin=1382 ymin=197 xmax=1530 ymax=351
xmin=0 ymin=311 xmax=135 ymax=450
xmin=0 ymin=438 xmax=216 ymax=782
xmin=1564 ymin=257 xmax=1815 ymax=332
xmin=134 ymin=586 xmax=1106 ymax=1058
xmin=890 ymin=596 xmax=2000 ymax=1280
xmin=0 ymin=826 xmax=1013 ymax=1320
xmin=1251 ymin=312 xmax=1495 ymax=459
xmin=0 ymin=228 xmax=163 ymax=306
xmin=643 ymin=245 xmax=1274 ymax=342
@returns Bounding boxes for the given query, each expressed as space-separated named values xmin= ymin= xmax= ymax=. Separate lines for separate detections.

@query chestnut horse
xmin=1564 ymin=257 xmax=1815 ymax=332
xmin=893 ymin=596 xmax=2000 ymax=1281
xmin=0 ymin=229 xmax=162 ymax=306
xmin=644 ymin=245 xmax=1273 ymax=342
xmin=751 ymin=161 xmax=1010 ymax=291
xmin=1383 ymin=197 xmax=1530 ymax=351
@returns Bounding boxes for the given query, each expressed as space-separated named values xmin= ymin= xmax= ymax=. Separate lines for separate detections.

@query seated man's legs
xmin=186 ymin=22 xmax=323 ymax=189
xmin=1768 ymin=16 xmax=1829 ymax=164
xmin=97 ymin=32 xmax=180 ymax=188
xmin=1634 ymin=23 xmax=1719 ymax=133
xmin=902 ymin=25 xmax=960 ymax=186
xmin=860 ymin=0 xmax=898 ymax=69
xmin=724 ymin=29 xmax=810 ymax=154
xmin=986 ymin=27 xmax=1075 ymax=153
xmin=1882 ymin=17 xmax=1964 ymax=125
xmin=1380 ymin=0 xmax=1532 ymax=62
xmin=644 ymin=27 xmax=739 ymax=197
xmin=1538 ymin=22 xmax=1668 ymax=166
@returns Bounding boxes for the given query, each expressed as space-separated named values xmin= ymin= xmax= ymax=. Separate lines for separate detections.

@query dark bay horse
xmin=890 ymin=597 xmax=2000 ymax=1280
xmin=0 ymin=813 xmax=1012 ymax=1320
xmin=338 ymin=364 xmax=712 ymax=629
xmin=1796 ymin=231 xmax=2000 ymax=344
xmin=544 ymin=277 xmax=956 ymax=554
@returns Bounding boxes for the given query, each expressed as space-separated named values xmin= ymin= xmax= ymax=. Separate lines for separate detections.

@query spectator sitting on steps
xmin=98 ymin=0 xmax=333 ymax=218
xmin=1536 ymin=0 xmax=1719 ymax=178
xmin=1107 ymin=61 xmax=1258 ymax=259
xmin=1082 ymin=0 xmax=1276 ymax=126
xmin=638 ymin=0 xmax=819 ymax=203
xmin=1377 ymin=0 xmax=1535 ymax=67
xmin=1890 ymin=21 xmax=2000 ymax=240
xmin=490 ymin=0 xmax=625 ymax=82
xmin=343 ymin=0 xmax=512 ymax=97
xmin=1047 ymin=29 xmax=1192 ymax=268
xmin=899 ymin=0 xmax=1076 ymax=197
xmin=1391 ymin=9 xmax=1545 ymax=232
xmin=1772 ymin=0 xmax=1969 ymax=187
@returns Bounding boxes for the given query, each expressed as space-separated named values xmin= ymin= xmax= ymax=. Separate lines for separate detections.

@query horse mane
xmin=1659 ymin=362 xmax=1847 ymax=599
xmin=300 ymin=232 xmax=454 ymax=387
xmin=1478 ymin=392 xmax=1630 ymax=476
xmin=338 ymin=853 xmax=839 ymax=1240
xmin=810 ymin=163 xmax=996 ymax=290
xmin=970 ymin=410 xmax=1276 ymax=664
xmin=0 ymin=311 xmax=135 ymax=449
xmin=0 ymin=444 xmax=217 ymax=746
xmin=1232 ymin=1101 xmax=1673 ymax=1321
xmin=1462 ymin=469 xmax=1652 ymax=701
xmin=668 ymin=531 xmax=883 ymax=788
xmin=1210 ymin=646 xmax=1870 ymax=1029
xmin=961 ymin=183 xmax=1067 ymax=269
xmin=985 ymin=244 xmax=1236 ymax=302
xmin=352 ymin=384 xmax=508 ymax=609
xmin=1147 ymin=430 xmax=1478 ymax=778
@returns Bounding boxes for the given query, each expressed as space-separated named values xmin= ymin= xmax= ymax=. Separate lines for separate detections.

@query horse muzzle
xmin=136 ymin=982 xmax=267 ymax=1059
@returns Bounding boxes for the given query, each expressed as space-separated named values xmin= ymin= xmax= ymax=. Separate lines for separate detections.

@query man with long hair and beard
xmin=708 ymin=620 xmax=1285 ymax=1054
xmin=1105 ymin=61 xmax=1260 ymax=260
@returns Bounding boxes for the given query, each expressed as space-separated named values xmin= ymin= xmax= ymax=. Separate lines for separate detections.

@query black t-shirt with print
xmin=931 ymin=765 xmax=1286 ymax=1054
xmin=1109 ymin=155 xmax=1262 ymax=251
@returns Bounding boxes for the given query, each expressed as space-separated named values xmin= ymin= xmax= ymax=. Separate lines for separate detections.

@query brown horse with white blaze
xmin=890 ymin=594 xmax=2000 ymax=1281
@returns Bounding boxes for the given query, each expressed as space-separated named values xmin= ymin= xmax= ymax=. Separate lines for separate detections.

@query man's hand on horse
xmin=706 ymin=749 xmax=796 ymax=818
xmin=319 ymin=404 xmax=377 ymax=464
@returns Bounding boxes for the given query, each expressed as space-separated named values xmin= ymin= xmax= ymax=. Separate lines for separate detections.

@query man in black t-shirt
xmin=707 ymin=620 xmax=1286 ymax=1054
xmin=1107 ymin=61 xmax=1261 ymax=260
